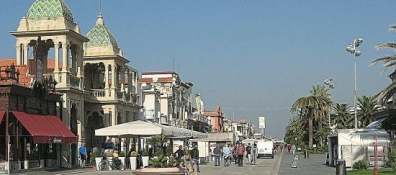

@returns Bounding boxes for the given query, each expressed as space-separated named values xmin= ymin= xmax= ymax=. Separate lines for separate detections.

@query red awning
xmin=12 ymin=111 xmax=77 ymax=144
xmin=46 ymin=115 xmax=77 ymax=143
xmin=0 ymin=111 xmax=5 ymax=125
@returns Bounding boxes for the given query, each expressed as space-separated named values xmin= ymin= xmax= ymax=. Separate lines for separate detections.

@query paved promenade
xmin=278 ymin=151 xmax=335 ymax=175
xmin=10 ymin=150 xmax=336 ymax=175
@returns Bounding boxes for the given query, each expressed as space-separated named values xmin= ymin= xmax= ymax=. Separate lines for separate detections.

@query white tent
xmin=95 ymin=120 xmax=175 ymax=137
xmin=167 ymin=126 xmax=208 ymax=138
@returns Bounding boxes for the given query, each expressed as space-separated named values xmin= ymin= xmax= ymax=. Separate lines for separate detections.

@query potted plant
xmin=141 ymin=150 xmax=149 ymax=168
xmin=90 ymin=148 xmax=101 ymax=171
xmin=130 ymin=151 xmax=137 ymax=170
xmin=118 ymin=151 xmax=126 ymax=170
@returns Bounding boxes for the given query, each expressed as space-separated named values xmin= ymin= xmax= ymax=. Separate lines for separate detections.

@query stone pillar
xmin=111 ymin=64 xmax=117 ymax=99
xmin=16 ymin=44 xmax=21 ymax=65
xmin=23 ymin=43 xmax=29 ymax=68
xmin=61 ymin=43 xmax=70 ymax=85
xmin=112 ymin=107 xmax=117 ymax=126
xmin=71 ymin=47 xmax=77 ymax=75
xmin=54 ymin=42 xmax=60 ymax=82
xmin=127 ymin=70 xmax=132 ymax=103
xmin=79 ymin=46 xmax=85 ymax=89
xmin=105 ymin=64 xmax=109 ymax=97
xmin=120 ymin=66 xmax=125 ymax=93
xmin=76 ymin=45 xmax=84 ymax=90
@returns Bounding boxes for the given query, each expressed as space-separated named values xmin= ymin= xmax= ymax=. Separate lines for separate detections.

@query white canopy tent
xmin=95 ymin=120 xmax=207 ymax=138
xmin=95 ymin=120 xmax=175 ymax=137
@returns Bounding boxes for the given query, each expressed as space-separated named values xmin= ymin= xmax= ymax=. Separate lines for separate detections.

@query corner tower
xmin=11 ymin=0 xmax=88 ymax=88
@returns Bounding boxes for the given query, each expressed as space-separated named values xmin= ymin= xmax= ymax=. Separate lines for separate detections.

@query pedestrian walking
xmin=251 ymin=143 xmax=258 ymax=165
xmin=292 ymin=144 xmax=296 ymax=155
xmin=213 ymin=144 xmax=222 ymax=167
xmin=245 ymin=143 xmax=252 ymax=164
xmin=287 ymin=144 xmax=291 ymax=154
xmin=78 ymin=143 xmax=87 ymax=168
xmin=235 ymin=143 xmax=245 ymax=167
xmin=222 ymin=144 xmax=231 ymax=167
xmin=174 ymin=145 xmax=184 ymax=161
xmin=190 ymin=144 xmax=200 ymax=172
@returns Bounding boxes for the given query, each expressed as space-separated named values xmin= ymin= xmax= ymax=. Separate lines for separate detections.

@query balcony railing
xmin=91 ymin=89 xmax=106 ymax=97
xmin=188 ymin=114 xmax=208 ymax=123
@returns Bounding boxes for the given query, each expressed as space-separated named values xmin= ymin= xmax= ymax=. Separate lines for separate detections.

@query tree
xmin=291 ymin=95 xmax=331 ymax=148
xmin=370 ymin=24 xmax=396 ymax=104
xmin=284 ymin=116 xmax=307 ymax=147
xmin=331 ymin=103 xmax=352 ymax=129
xmin=147 ymin=135 xmax=168 ymax=156
xmin=357 ymin=95 xmax=379 ymax=127
xmin=310 ymin=84 xmax=333 ymax=129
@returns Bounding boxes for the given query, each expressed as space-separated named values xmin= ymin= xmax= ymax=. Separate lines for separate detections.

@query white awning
xmin=95 ymin=120 xmax=174 ymax=137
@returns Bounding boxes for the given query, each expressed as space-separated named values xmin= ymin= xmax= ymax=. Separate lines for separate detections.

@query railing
xmin=188 ymin=114 xmax=208 ymax=123
xmin=91 ymin=89 xmax=106 ymax=97
xmin=69 ymin=75 xmax=80 ymax=88
xmin=0 ymin=65 xmax=20 ymax=83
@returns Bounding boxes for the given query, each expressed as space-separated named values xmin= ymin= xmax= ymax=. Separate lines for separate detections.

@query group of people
xmin=211 ymin=142 xmax=258 ymax=167
xmin=174 ymin=144 xmax=200 ymax=174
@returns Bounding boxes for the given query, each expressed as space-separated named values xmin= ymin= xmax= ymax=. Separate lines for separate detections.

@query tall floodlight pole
xmin=346 ymin=38 xmax=363 ymax=129
xmin=324 ymin=77 xmax=334 ymax=127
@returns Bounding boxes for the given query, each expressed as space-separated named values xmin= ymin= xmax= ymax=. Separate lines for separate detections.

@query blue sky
xmin=1 ymin=1 xmax=396 ymax=139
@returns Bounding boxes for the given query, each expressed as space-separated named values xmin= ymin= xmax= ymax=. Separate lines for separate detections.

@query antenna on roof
xmin=99 ymin=0 xmax=102 ymax=15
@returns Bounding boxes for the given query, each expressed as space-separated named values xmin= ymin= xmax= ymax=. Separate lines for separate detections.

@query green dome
xmin=27 ymin=0 xmax=74 ymax=22
xmin=86 ymin=14 xmax=118 ymax=48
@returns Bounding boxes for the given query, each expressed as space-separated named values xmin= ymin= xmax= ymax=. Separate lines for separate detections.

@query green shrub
xmin=148 ymin=155 xmax=178 ymax=168
xmin=352 ymin=159 xmax=368 ymax=170
xmin=119 ymin=151 xmax=125 ymax=157
xmin=89 ymin=149 xmax=101 ymax=166
xmin=142 ymin=149 xmax=149 ymax=156
xmin=387 ymin=150 xmax=396 ymax=172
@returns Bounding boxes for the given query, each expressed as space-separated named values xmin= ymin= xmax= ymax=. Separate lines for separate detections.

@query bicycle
xmin=224 ymin=155 xmax=232 ymax=167
xmin=98 ymin=157 xmax=122 ymax=171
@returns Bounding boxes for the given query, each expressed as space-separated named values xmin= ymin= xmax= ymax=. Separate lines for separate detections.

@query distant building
xmin=231 ymin=119 xmax=254 ymax=140
xmin=139 ymin=72 xmax=210 ymax=132
xmin=204 ymin=105 xmax=224 ymax=132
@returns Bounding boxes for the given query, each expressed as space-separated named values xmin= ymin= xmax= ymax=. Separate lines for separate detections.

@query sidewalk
xmin=11 ymin=166 xmax=95 ymax=175
xmin=278 ymin=151 xmax=335 ymax=175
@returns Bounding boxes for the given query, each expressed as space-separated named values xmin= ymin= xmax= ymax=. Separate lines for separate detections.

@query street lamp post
xmin=324 ymin=77 xmax=334 ymax=127
xmin=346 ymin=38 xmax=363 ymax=129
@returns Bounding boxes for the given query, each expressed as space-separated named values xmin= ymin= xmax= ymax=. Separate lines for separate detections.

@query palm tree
xmin=331 ymin=103 xmax=352 ymax=128
xmin=147 ymin=135 xmax=168 ymax=155
xmin=284 ymin=116 xmax=307 ymax=146
xmin=357 ymin=96 xmax=379 ymax=127
xmin=370 ymin=24 xmax=396 ymax=104
xmin=291 ymin=95 xmax=331 ymax=148
xmin=310 ymin=85 xmax=333 ymax=129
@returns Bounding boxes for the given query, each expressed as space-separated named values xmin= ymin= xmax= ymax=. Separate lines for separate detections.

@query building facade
xmin=204 ymin=105 xmax=224 ymax=133
xmin=139 ymin=72 xmax=210 ymax=132
xmin=6 ymin=0 xmax=140 ymax=167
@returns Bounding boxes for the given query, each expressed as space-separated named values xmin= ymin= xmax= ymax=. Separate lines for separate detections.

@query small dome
xmin=85 ymin=13 xmax=119 ymax=53
xmin=27 ymin=0 xmax=74 ymax=22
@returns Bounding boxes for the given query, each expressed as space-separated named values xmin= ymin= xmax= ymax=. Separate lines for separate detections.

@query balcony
xmin=188 ymin=114 xmax=208 ymax=124
xmin=69 ymin=75 xmax=80 ymax=89
xmin=91 ymin=89 xmax=106 ymax=97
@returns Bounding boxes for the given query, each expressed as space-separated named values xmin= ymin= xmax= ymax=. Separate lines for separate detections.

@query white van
xmin=256 ymin=139 xmax=274 ymax=158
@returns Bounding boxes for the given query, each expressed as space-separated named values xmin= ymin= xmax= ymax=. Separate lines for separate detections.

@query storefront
xmin=0 ymin=79 xmax=77 ymax=173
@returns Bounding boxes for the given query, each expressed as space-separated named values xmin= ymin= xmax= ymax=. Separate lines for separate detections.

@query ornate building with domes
xmin=1 ymin=0 xmax=140 ymax=170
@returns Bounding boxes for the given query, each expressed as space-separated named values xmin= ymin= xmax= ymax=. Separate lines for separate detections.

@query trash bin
xmin=304 ymin=150 xmax=309 ymax=158
xmin=336 ymin=159 xmax=346 ymax=175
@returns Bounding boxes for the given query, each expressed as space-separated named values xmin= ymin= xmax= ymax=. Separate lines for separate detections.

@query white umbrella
xmin=95 ymin=120 xmax=174 ymax=137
